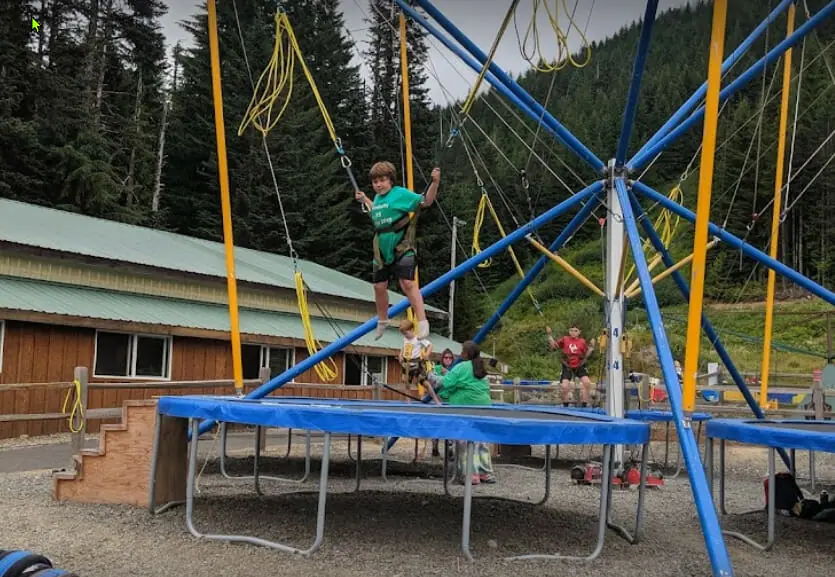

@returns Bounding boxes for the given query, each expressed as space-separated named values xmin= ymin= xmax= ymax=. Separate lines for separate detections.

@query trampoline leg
xmin=809 ymin=450 xmax=816 ymax=492
xmin=536 ymin=447 xmax=552 ymax=506
xmin=720 ymin=445 xmax=777 ymax=551
xmin=220 ymin=423 xmax=311 ymax=486
xmin=443 ymin=440 xmax=452 ymax=497
xmin=286 ymin=429 xmax=293 ymax=458
xmin=461 ymin=441 xmax=475 ymax=562
xmin=608 ymin=443 xmax=648 ymax=545
xmin=352 ymin=436 xmax=363 ymax=493
xmin=705 ymin=436 xmax=713 ymax=497
xmin=185 ymin=418 xmax=331 ymax=556
xmin=719 ymin=439 xmax=728 ymax=515
xmin=507 ymin=445 xmax=611 ymax=562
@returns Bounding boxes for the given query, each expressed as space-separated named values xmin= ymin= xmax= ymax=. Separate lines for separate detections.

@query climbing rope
xmin=62 ymin=379 xmax=85 ymax=434
xmin=237 ymin=8 xmax=362 ymax=200
xmin=233 ymin=3 xmax=342 ymax=381
xmin=514 ymin=0 xmax=592 ymax=72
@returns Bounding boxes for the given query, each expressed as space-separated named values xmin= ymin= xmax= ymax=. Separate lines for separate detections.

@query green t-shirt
xmin=438 ymin=360 xmax=492 ymax=406
xmin=371 ymin=185 xmax=423 ymax=265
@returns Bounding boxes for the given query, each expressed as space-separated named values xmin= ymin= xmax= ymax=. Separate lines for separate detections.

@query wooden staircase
xmin=53 ymin=400 xmax=187 ymax=508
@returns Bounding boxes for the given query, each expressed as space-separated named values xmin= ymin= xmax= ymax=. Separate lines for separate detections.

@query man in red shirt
xmin=546 ymin=324 xmax=595 ymax=407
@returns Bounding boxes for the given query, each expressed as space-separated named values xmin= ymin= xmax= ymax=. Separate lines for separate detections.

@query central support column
xmin=605 ymin=159 xmax=626 ymax=468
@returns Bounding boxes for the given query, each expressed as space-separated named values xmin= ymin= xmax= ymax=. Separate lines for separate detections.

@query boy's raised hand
xmin=431 ymin=167 xmax=441 ymax=182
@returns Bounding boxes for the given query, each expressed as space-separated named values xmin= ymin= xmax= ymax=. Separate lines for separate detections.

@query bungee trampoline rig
xmin=164 ymin=2 xmax=835 ymax=577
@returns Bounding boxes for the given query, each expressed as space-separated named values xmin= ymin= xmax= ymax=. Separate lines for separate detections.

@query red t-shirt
xmin=552 ymin=336 xmax=588 ymax=368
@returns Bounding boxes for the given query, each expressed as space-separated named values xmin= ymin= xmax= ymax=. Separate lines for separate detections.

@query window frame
xmin=343 ymin=353 xmax=387 ymax=387
xmin=259 ymin=345 xmax=296 ymax=380
xmin=92 ymin=330 xmax=173 ymax=380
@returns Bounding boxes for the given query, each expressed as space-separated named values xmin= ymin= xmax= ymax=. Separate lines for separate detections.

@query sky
xmin=159 ymin=0 xmax=692 ymax=103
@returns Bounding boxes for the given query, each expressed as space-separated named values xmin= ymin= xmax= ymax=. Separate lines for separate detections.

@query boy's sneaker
xmin=479 ymin=474 xmax=497 ymax=484
xmin=470 ymin=474 xmax=481 ymax=485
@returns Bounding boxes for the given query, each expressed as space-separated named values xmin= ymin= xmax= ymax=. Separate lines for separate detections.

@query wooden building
xmin=0 ymin=198 xmax=460 ymax=439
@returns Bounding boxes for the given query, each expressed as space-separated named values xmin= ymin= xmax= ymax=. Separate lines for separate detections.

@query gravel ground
xmin=2 ymin=436 xmax=834 ymax=577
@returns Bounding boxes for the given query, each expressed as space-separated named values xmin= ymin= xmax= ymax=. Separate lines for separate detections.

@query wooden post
xmin=258 ymin=367 xmax=271 ymax=451
xmin=71 ymin=366 xmax=89 ymax=456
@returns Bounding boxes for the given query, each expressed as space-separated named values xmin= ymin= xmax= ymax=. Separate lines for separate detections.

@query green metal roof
xmin=0 ymin=276 xmax=461 ymax=353
xmin=0 ymin=198 xmax=444 ymax=314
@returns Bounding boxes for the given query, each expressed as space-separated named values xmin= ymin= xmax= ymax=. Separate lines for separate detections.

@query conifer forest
xmin=1 ymin=1 xmax=833 ymax=342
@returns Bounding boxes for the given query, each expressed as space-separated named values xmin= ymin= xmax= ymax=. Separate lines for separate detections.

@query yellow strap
xmin=62 ymin=379 xmax=85 ymax=434
xmin=471 ymin=193 xmax=537 ymax=305
xmin=295 ymin=271 xmax=339 ymax=382
xmin=461 ymin=0 xmax=521 ymax=116
xmin=239 ymin=11 xmax=338 ymax=144
xmin=622 ymin=185 xmax=683 ymax=288
xmin=518 ymin=0 xmax=592 ymax=73
xmin=472 ymin=194 xmax=493 ymax=268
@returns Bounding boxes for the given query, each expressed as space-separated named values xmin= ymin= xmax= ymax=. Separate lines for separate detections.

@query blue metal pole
xmin=615 ymin=179 xmax=734 ymax=577
xmin=628 ymin=0 xmax=835 ymax=171
xmin=616 ymin=0 xmax=660 ymax=166
xmin=627 ymin=191 xmax=792 ymax=470
xmin=391 ymin=0 xmax=590 ymax=171
xmin=633 ymin=180 xmax=835 ymax=305
xmin=390 ymin=183 xmax=603 ymax=449
xmin=195 ymin=182 xmax=601 ymax=436
xmin=632 ymin=0 xmax=794 ymax=162
xmin=405 ymin=0 xmax=605 ymax=173
xmin=473 ymin=188 xmax=604 ymax=344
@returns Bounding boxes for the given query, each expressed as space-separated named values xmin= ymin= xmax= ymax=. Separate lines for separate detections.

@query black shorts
xmin=560 ymin=364 xmax=588 ymax=382
xmin=372 ymin=252 xmax=417 ymax=284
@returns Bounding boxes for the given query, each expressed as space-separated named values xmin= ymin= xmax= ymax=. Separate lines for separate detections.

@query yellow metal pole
xmin=760 ymin=3 xmax=796 ymax=408
xmin=399 ymin=10 xmax=419 ymax=328
xmin=682 ymin=0 xmax=727 ymax=413
xmin=625 ymin=253 xmax=664 ymax=295
xmin=207 ymin=0 xmax=244 ymax=395
xmin=626 ymin=239 xmax=720 ymax=299
xmin=527 ymin=237 xmax=605 ymax=297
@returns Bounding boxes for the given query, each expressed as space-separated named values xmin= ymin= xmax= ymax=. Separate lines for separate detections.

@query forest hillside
xmin=1 ymin=0 xmax=833 ymax=379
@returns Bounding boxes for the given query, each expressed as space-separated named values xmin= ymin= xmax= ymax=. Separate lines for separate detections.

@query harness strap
xmin=372 ymin=207 xmax=421 ymax=268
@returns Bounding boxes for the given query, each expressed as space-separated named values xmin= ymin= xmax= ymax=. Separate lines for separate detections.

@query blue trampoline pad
xmin=707 ymin=419 xmax=835 ymax=453
xmin=530 ymin=405 xmax=713 ymax=422
xmin=158 ymin=395 xmax=651 ymax=446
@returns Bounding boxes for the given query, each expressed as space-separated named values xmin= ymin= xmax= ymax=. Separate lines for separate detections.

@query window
xmin=241 ymin=344 xmax=295 ymax=380
xmin=241 ymin=344 xmax=262 ymax=380
xmin=0 ymin=320 xmax=4 ymax=374
xmin=93 ymin=331 xmax=172 ymax=379
xmin=344 ymin=353 xmax=386 ymax=386
xmin=263 ymin=346 xmax=294 ymax=378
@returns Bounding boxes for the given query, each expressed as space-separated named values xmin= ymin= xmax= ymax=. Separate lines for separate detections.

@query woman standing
xmin=430 ymin=349 xmax=455 ymax=456
xmin=437 ymin=341 xmax=496 ymax=485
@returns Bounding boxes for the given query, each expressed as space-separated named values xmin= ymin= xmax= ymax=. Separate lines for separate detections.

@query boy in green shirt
xmin=355 ymin=161 xmax=440 ymax=339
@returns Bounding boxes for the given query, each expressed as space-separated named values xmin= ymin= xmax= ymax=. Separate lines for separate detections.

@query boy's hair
xmin=570 ymin=323 xmax=581 ymax=330
xmin=370 ymin=161 xmax=396 ymax=182
xmin=399 ymin=318 xmax=414 ymax=333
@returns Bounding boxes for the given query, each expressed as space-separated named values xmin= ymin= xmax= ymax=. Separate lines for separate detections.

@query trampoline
xmin=705 ymin=419 xmax=835 ymax=551
xmin=149 ymin=395 xmax=652 ymax=562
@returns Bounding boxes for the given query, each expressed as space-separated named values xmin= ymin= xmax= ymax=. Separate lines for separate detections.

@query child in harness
xmin=398 ymin=318 xmax=441 ymax=404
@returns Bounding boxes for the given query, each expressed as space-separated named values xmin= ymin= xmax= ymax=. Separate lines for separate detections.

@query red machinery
xmin=571 ymin=461 xmax=664 ymax=488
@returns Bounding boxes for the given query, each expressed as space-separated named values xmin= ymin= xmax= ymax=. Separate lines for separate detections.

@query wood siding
xmin=0 ymin=320 xmax=409 ymax=440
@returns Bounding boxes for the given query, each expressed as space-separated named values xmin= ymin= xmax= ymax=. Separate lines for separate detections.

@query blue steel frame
xmin=627 ymin=190 xmax=793 ymax=471
xmin=633 ymin=0 xmax=795 ymax=161
xmin=200 ymin=2 xmax=835 ymax=575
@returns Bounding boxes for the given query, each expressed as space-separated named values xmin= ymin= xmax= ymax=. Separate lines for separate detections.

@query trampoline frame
xmin=148 ymin=398 xmax=650 ymax=562
xmin=705 ymin=419 xmax=835 ymax=551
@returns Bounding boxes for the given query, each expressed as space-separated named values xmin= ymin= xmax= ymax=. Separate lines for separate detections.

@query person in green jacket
xmin=436 ymin=341 xmax=496 ymax=485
